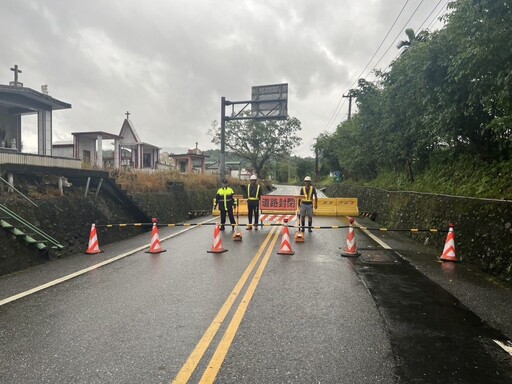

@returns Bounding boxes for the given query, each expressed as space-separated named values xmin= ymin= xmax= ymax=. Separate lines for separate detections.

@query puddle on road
xmin=359 ymin=249 xmax=398 ymax=264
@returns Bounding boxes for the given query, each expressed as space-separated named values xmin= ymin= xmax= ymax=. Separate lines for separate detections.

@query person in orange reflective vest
xmin=299 ymin=176 xmax=318 ymax=232
xmin=244 ymin=174 xmax=261 ymax=230
xmin=214 ymin=178 xmax=237 ymax=230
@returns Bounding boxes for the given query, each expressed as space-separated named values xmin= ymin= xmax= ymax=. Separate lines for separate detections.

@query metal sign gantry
xmin=219 ymin=83 xmax=288 ymax=180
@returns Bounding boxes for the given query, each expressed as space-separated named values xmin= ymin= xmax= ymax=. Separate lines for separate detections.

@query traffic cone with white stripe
xmin=85 ymin=223 xmax=103 ymax=254
xmin=208 ymin=223 xmax=228 ymax=253
xmin=294 ymin=228 xmax=305 ymax=243
xmin=341 ymin=218 xmax=359 ymax=257
xmin=295 ymin=210 xmax=304 ymax=243
xmin=233 ymin=223 xmax=243 ymax=241
xmin=440 ymin=224 xmax=459 ymax=262
xmin=146 ymin=223 xmax=166 ymax=254
xmin=277 ymin=221 xmax=294 ymax=255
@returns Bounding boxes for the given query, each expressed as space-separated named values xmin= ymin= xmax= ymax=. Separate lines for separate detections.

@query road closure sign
xmin=260 ymin=195 xmax=297 ymax=213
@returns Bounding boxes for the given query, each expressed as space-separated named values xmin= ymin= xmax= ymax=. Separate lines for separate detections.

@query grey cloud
xmin=0 ymin=0 xmax=445 ymax=155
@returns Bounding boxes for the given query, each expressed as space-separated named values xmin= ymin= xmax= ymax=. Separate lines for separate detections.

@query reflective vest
xmin=300 ymin=186 xmax=315 ymax=203
xmin=247 ymin=184 xmax=261 ymax=201
xmin=215 ymin=187 xmax=235 ymax=210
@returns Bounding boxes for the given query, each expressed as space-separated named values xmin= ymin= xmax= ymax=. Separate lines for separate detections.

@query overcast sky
xmin=1 ymin=0 xmax=448 ymax=156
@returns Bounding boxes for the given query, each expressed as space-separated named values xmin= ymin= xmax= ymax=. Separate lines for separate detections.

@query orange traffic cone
xmin=440 ymin=224 xmax=459 ymax=262
xmin=208 ymin=223 xmax=228 ymax=253
xmin=233 ymin=223 xmax=243 ymax=241
xmin=146 ymin=223 xmax=166 ymax=254
xmin=85 ymin=223 xmax=103 ymax=254
xmin=294 ymin=229 xmax=305 ymax=243
xmin=277 ymin=223 xmax=294 ymax=255
xmin=341 ymin=223 xmax=359 ymax=257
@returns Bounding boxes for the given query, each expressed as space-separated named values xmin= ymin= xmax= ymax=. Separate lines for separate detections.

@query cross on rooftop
xmin=125 ymin=111 xmax=130 ymax=119
xmin=9 ymin=64 xmax=23 ymax=87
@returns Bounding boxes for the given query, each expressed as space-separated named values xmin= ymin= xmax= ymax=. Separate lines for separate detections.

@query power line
xmin=366 ymin=0 xmax=426 ymax=76
xmin=424 ymin=0 xmax=450 ymax=30
xmin=322 ymin=0 xmax=412 ymax=132
xmin=413 ymin=0 xmax=449 ymax=33
xmin=377 ymin=0 xmax=451 ymax=76
xmin=347 ymin=0 xmax=413 ymax=92
xmin=322 ymin=0 xmax=452 ymax=137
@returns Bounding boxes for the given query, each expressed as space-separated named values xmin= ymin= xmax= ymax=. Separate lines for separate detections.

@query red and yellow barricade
xmin=212 ymin=195 xmax=359 ymax=217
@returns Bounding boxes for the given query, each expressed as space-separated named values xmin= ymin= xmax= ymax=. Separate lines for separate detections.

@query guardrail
xmin=0 ymin=204 xmax=64 ymax=252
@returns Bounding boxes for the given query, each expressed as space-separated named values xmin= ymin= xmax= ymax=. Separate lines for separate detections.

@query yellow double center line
xmin=172 ymin=226 xmax=281 ymax=384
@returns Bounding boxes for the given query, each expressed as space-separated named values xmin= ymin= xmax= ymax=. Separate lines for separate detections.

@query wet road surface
xmin=1 ymin=193 xmax=511 ymax=383
xmin=350 ymin=248 xmax=512 ymax=383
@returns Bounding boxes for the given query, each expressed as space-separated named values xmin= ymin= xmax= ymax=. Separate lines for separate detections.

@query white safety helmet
xmin=250 ymin=175 xmax=257 ymax=180
xmin=304 ymin=176 xmax=312 ymax=182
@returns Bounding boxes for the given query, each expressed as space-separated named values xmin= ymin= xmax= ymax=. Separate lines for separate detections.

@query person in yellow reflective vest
xmin=299 ymin=175 xmax=318 ymax=232
xmin=214 ymin=178 xmax=237 ymax=230
xmin=245 ymin=174 xmax=261 ymax=230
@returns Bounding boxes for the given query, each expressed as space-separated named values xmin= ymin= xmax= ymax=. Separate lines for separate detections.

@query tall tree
xmin=380 ymin=31 xmax=441 ymax=181
xmin=317 ymin=0 xmax=512 ymax=183
xmin=439 ymin=0 xmax=512 ymax=161
xmin=314 ymin=132 xmax=341 ymax=174
xmin=295 ymin=157 xmax=316 ymax=182
xmin=210 ymin=116 xmax=302 ymax=178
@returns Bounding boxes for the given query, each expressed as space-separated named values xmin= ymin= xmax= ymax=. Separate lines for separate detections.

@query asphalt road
xmin=1 ymin=186 xmax=511 ymax=383
xmin=269 ymin=184 xmax=327 ymax=198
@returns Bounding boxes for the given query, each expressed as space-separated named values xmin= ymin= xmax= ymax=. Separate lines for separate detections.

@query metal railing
xmin=0 ymin=203 xmax=64 ymax=251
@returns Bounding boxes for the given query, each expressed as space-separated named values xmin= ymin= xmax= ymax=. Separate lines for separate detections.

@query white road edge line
xmin=353 ymin=219 xmax=392 ymax=249
xmin=494 ymin=339 xmax=512 ymax=356
xmin=0 ymin=217 xmax=217 ymax=307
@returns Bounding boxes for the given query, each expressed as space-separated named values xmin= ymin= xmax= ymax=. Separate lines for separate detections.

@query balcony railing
xmin=0 ymin=151 xmax=82 ymax=169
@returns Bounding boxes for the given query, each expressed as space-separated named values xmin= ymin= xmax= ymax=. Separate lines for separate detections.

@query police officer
xmin=299 ymin=176 xmax=318 ymax=232
xmin=245 ymin=174 xmax=261 ymax=230
xmin=214 ymin=178 xmax=237 ymax=230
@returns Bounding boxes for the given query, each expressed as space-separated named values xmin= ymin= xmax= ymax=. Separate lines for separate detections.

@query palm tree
xmin=397 ymin=28 xmax=429 ymax=51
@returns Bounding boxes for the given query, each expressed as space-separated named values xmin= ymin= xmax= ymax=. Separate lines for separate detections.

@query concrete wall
xmin=326 ymin=184 xmax=512 ymax=282
xmin=76 ymin=137 xmax=96 ymax=165
xmin=0 ymin=193 xmax=144 ymax=275
xmin=52 ymin=145 xmax=73 ymax=158
xmin=0 ymin=188 xmax=217 ymax=277
xmin=128 ymin=189 xmax=217 ymax=224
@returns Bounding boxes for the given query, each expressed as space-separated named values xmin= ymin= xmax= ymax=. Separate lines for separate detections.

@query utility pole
xmin=343 ymin=92 xmax=354 ymax=121
xmin=220 ymin=97 xmax=226 ymax=181
xmin=315 ymin=138 xmax=319 ymax=182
